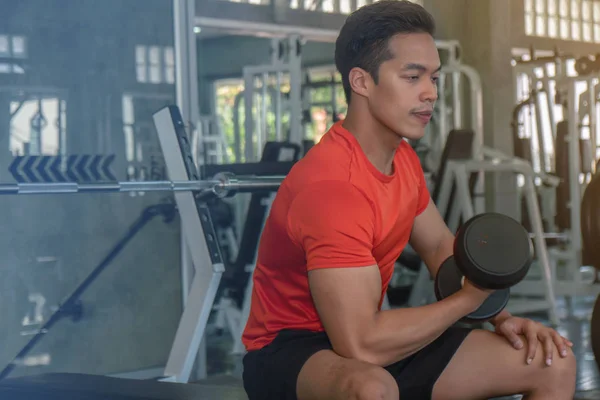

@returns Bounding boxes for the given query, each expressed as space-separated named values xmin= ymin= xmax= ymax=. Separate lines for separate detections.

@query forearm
xmin=422 ymin=231 xmax=455 ymax=279
xmin=358 ymin=291 xmax=477 ymax=366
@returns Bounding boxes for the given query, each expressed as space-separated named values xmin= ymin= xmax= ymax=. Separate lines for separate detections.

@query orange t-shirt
xmin=242 ymin=121 xmax=431 ymax=351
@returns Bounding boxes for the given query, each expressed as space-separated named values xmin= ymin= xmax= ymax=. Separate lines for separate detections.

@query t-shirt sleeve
xmin=287 ymin=181 xmax=376 ymax=271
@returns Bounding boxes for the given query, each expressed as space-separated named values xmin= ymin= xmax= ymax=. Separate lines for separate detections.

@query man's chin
xmin=400 ymin=128 xmax=426 ymax=141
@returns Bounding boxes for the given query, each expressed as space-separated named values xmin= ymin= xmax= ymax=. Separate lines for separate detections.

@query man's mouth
xmin=412 ymin=111 xmax=433 ymax=124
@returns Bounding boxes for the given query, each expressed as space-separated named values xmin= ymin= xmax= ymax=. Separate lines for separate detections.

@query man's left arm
xmin=409 ymin=197 xmax=573 ymax=362
xmin=408 ymin=197 xmax=511 ymax=326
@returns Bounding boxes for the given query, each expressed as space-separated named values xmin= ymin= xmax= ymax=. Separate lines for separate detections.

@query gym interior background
xmin=1 ymin=0 xmax=600 ymax=398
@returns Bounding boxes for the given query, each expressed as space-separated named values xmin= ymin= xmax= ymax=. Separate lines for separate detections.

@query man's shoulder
xmin=286 ymin=138 xmax=355 ymax=187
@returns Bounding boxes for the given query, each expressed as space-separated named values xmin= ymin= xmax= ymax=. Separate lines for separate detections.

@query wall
xmin=0 ymin=0 xmax=182 ymax=378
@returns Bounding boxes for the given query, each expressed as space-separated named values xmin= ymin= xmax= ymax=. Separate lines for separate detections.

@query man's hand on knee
xmin=493 ymin=316 xmax=574 ymax=366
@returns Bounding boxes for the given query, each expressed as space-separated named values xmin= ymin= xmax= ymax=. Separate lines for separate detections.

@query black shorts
xmin=242 ymin=327 xmax=472 ymax=400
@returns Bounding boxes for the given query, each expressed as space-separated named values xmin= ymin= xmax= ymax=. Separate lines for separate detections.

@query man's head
xmin=335 ymin=0 xmax=440 ymax=141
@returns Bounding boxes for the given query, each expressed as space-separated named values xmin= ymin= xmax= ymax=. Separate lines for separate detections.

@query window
xmin=525 ymin=0 xmax=600 ymax=43
xmin=0 ymin=34 xmax=27 ymax=74
xmin=135 ymin=45 xmax=175 ymax=85
xmin=9 ymin=95 xmax=67 ymax=156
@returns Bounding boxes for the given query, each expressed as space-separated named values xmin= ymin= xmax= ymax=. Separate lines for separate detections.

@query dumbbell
xmin=434 ymin=212 xmax=534 ymax=323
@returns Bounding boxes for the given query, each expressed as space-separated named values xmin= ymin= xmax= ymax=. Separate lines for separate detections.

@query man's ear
xmin=348 ymin=67 xmax=371 ymax=99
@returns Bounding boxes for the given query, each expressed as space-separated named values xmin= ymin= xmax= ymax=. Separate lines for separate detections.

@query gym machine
xmin=438 ymin=145 xmax=561 ymax=324
xmin=512 ymin=51 xmax=600 ymax=300
xmin=406 ymin=128 xmax=562 ymax=325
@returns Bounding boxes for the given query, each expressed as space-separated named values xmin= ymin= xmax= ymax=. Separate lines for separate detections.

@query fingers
xmin=541 ymin=333 xmax=554 ymax=366
xmin=562 ymin=336 xmax=574 ymax=347
xmin=502 ymin=328 xmax=524 ymax=350
xmin=551 ymin=331 xmax=569 ymax=357
xmin=525 ymin=327 xmax=538 ymax=365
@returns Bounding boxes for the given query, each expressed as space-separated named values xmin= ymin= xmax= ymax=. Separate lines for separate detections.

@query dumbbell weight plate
xmin=435 ymin=256 xmax=510 ymax=322
xmin=454 ymin=213 xmax=533 ymax=290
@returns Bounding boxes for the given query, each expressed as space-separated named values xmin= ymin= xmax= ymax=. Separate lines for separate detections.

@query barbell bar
xmin=0 ymin=172 xmax=285 ymax=197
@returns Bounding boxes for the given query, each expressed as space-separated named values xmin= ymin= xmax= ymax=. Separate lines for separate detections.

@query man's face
xmin=364 ymin=33 xmax=440 ymax=141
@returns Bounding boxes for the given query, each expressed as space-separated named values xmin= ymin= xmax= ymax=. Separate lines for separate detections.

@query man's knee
xmin=340 ymin=366 xmax=399 ymax=400
xmin=545 ymin=348 xmax=576 ymax=384
xmin=532 ymin=345 xmax=577 ymax=392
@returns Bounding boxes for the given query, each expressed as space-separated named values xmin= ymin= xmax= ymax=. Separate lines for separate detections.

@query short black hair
xmin=335 ymin=0 xmax=436 ymax=103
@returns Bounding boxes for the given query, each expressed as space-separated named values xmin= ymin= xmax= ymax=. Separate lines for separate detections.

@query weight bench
xmin=0 ymin=373 xmax=248 ymax=400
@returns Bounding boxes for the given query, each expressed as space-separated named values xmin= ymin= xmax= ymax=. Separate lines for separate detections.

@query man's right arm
xmin=309 ymin=266 xmax=485 ymax=366
xmin=288 ymin=181 xmax=489 ymax=367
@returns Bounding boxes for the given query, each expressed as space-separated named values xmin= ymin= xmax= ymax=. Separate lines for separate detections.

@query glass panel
xmin=148 ymin=46 xmax=160 ymax=65
xmin=561 ymin=18 xmax=571 ymax=37
xmin=582 ymin=0 xmax=592 ymax=19
xmin=136 ymin=65 xmax=147 ymax=83
xmin=560 ymin=0 xmax=570 ymax=16
xmin=0 ymin=0 xmax=180 ymax=380
xmin=526 ymin=12 xmax=535 ymax=34
xmin=548 ymin=0 xmax=558 ymax=15
xmin=536 ymin=0 xmax=546 ymax=12
xmin=0 ymin=35 xmax=8 ymax=56
xmin=12 ymin=36 xmax=27 ymax=57
xmin=537 ymin=15 xmax=547 ymax=35
xmin=571 ymin=0 xmax=580 ymax=18
xmin=135 ymin=45 xmax=146 ymax=64
xmin=526 ymin=0 xmax=534 ymax=12
xmin=340 ymin=0 xmax=351 ymax=13
xmin=572 ymin=20 xmax=581 ymax=39
xmin=322 ymin=0 xmax=334 ymax=12
xmin=549 ymin=16 xmax=559 ymax=36
xmin=164 ymin=47 xmax=174 ymax=66
xmin=149 ymin=65 xmax=161 ymax=84
xmin=595 ymin=23 xmax=600 ymax=41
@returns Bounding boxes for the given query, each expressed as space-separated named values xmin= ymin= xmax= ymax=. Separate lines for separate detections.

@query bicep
xmin=409 ymin=197 xmax=455 ymax=276
xmin=308 ymin=265 xmax=381 ymax=358
xmin=287 ymin=182 xmax=379 ymax=356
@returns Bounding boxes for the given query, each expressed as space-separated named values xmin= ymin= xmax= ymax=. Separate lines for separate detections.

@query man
xmin=241 ymin=1 xmax=577 ymax=399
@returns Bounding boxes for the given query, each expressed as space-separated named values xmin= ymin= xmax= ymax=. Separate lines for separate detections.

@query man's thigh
xmin=432 ymin=329 xmax=576 ymax=400
xmin=242 ymin=330 xmax=333 ymax=400
xmin=384 ymin=326 xmax=473 ymax=399
xmin=297 ymin=349 xmax=399 ymax=400
xmin=243 ymin=329 xmax=398 ymax=400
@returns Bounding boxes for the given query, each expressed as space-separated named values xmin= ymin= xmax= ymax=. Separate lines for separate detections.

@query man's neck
xmin=342 ymin=106 xmax=402 ymax=176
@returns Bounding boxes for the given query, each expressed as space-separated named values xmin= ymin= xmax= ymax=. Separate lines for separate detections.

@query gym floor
xmin=203 ymin=295 xmax=600 ymax=400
